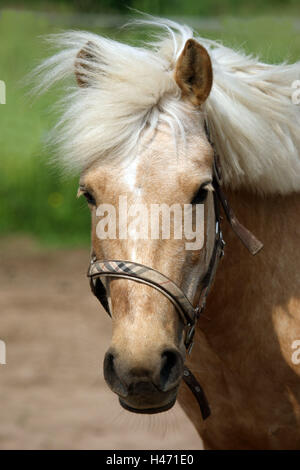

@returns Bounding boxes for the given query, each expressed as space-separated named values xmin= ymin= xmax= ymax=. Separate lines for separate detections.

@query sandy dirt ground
xmin=0 ymin=238 xmax=202 ymax=450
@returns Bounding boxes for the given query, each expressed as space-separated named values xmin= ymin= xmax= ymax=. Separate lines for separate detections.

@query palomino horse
xmin=34 ymin=18 xmax=300 ymax=449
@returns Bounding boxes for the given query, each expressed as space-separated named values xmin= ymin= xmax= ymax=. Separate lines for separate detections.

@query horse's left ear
xmin=175 ymin=39 xmax=213 ymax=106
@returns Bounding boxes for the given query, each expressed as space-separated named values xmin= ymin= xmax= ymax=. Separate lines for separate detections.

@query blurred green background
xmin=0 ymin=1 xmax=299 ymax=246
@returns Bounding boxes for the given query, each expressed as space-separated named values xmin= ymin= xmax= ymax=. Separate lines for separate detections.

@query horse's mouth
xmin=119 ymin=397 xmax=176 ymax=414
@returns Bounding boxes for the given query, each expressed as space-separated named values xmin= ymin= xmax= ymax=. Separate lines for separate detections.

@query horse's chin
xmin=119 ymin=397 xmax=177 ymax=414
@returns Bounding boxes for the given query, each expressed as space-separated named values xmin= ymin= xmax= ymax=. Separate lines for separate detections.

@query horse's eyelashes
xmin=83 ymin=191 xmax=96 ymax=206
xmin=191 ymin=186 xmax=208 ymax=204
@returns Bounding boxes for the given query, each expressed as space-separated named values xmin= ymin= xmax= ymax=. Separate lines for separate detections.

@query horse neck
xmin=183 ymin=189 xmax=300 ymax=427
xmin=203 ymin=187 xmax=300 ymax=324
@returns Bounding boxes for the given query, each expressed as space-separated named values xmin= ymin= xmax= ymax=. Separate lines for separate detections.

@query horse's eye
xmin=191 ymin=186 xmax=208 ymax=204
xmin=83 ymin=191 xmax=96 ymax=206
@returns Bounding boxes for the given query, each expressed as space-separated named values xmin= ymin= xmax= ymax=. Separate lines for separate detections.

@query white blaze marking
xmin=125 ymin=158 xmax=138 ymax=191
xmin=122 ymin=158 xmax=141 ymax=260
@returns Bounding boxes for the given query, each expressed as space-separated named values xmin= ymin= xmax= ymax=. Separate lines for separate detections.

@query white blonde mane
xmin=33 ymin=17 xmax=300 ymax=194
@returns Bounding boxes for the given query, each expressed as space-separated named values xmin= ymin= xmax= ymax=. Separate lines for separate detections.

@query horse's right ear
xmin=175 ymin=39 xmax=213 ymax=106
xmin=75 ymin=41 xmax=97 ymax=87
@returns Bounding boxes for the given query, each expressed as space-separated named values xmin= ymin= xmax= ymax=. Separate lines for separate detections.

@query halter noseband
xmin=87 ymin=122 xmax=263 ymax=420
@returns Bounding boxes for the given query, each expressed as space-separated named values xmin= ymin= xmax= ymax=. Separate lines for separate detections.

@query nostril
xmin=159 ymin=349 xmax=183 ymax=392
xmin=103 ymin=351 xmax=128 ymax=397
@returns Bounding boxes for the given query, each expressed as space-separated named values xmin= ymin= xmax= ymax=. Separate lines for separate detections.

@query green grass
xmin=0 ymin=10 xmax=93 ymax=246
xmin=2 ymin=0 xmax=300 ymax=17
xmin=0 ymin=9 xmax=299 ymax=246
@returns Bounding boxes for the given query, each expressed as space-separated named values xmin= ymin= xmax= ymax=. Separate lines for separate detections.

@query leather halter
xmin=88 ymin=198 xmax=225 ymax=356
xmin=87 ymin=122 xmax=263 ymax=420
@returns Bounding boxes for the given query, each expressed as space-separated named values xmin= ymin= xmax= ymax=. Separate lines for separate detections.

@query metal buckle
xmin=220 ymin=237 xmax=226 ymax=258
xmin=185 ymin=323 xmax=195 ymax=355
